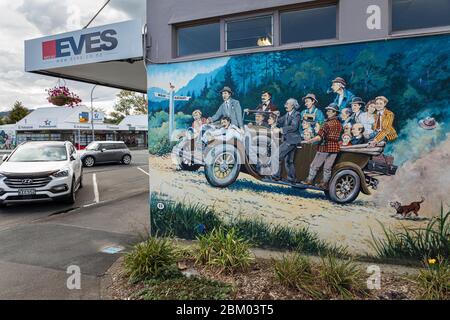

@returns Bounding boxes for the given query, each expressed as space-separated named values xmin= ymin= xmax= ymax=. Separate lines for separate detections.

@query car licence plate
xmin=18 ymin=189 xmax=36 ymax=196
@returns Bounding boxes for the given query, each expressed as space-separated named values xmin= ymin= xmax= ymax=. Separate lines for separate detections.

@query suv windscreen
xmin=8 ymin=145 xmax=68 ymax=162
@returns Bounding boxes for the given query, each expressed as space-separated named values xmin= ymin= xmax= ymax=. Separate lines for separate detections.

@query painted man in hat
xmin=271 ymin=98 xmax=302 ymax=183
xmin=301 ymin=93 xmax=325 ymax=129
xmin=368 ymin=96 xmax=398 ymax=147
xmin=208 ymin=86 xmax=244 ymax=129
xmin=302 ymin=103 xmax=343 ymax=190
xmin=258 ymin=91 xmax=279 ymax=114
xmin=331 ymin=77 xmax=355 ymax=112
xmin=349 ymin=97 xmax=367 ymax=124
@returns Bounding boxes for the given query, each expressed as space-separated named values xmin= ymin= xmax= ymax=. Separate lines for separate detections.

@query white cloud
xmin=0 ymin=0 xmax=145 ymax=112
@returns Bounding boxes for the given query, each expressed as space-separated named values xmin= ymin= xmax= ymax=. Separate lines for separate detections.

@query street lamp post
xmin=90 ymin=84 xmax=98 ymax=143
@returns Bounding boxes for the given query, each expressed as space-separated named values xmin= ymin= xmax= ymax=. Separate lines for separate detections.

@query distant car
xmin=80 ymin=141 xmax=132 ymax=168
xmin=0 ymin=141 xmax=83 ymax=207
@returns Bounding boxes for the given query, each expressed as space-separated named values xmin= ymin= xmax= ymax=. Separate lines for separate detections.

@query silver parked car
xmin=80 ymin=141 xmax=132 ymax=168
xmin=0 ymin=141 xmax=83 ymax=207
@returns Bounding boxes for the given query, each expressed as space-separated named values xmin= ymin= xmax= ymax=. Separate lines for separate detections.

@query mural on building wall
xmin=0 ymin=128 xmax=15 ymax=150
xmin=147 ymin=34 xmax=450 ymax=256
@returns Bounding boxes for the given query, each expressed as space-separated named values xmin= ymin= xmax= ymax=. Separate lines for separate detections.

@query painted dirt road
xmin=149 ymin=155 xmax=433 ymax=255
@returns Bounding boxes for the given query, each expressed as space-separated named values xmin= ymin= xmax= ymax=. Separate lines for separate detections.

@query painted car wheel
xmin=204 ymin=144 xmax=241 ymax=188
xmin=327 ymin=169 xmax=361 ymax=204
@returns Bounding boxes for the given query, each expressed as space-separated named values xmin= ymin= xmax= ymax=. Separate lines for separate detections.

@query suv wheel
xmin=63 ymin=178 xmax=76 ymax=205
xmin=79 ymin=171 xmax=84 ymax=189
xmin=83 ymin=156 xmax=95 ymax=168
xmin=122 ymin=154 xmax=132 ymax=165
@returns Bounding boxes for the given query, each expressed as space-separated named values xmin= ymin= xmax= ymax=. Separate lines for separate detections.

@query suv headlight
xmin=52 ymin=169 xmax=70 ymax=178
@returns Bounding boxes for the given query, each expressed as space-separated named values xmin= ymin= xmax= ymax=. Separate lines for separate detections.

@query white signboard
xmin=25 ymin=20 xmax=143 ymax=72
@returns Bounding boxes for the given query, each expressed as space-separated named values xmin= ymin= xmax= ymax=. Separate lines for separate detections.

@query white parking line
xmin=93 ymin=173 xmax=100 ymax=204
xmin=137 ymin=167 xmax=150 ymax=177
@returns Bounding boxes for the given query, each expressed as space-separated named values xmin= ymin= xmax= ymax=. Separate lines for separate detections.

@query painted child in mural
xmin=271 ymin=98 xmax=302 ymax=183
xmin=207 ymin=86 xmax=244 ymax=129
xmin=340 ymin=133 xmax=353 ymax=147
xmin=340 ymin=108 xmax=354 ymax=129
xmin=302 ymin=103 xmax=343 ymax=190
xmin=179 ymin=109 xmax=208 ymax=140
xmin=368 ymin=96 xmax=398 ymax=147
xmin=300 ymin=93 xmax=325 ymax=129
xmin=331 ymin=77 xmax=355 ymax=112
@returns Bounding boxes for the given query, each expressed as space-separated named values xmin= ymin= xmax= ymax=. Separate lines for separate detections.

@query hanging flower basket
xmin=46 ymin=85 xmax=82 ymax=107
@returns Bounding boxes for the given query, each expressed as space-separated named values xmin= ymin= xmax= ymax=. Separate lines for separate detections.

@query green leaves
xmin=124 ymin=237 xmax=182 ymax=283
xmin=195 ymin=227 xmax=254 ymax=274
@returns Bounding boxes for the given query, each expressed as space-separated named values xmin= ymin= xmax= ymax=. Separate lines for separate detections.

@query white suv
xmin=0 ymin=141 xmax=83 ymax=207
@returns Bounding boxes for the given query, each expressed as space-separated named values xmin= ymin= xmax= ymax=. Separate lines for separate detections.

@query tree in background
xmin=5 ymin=101 xmax=30 ymax=124
xmin=110 ymin=91 xmax=148 ymax=124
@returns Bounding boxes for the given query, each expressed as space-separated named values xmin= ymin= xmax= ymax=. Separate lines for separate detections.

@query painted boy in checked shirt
xmin=302 ymin=103 xmax=343 ymax=190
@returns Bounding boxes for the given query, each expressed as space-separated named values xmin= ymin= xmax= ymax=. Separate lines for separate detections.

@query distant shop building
xmin=9 ymin=106 xmax=147 ymax=149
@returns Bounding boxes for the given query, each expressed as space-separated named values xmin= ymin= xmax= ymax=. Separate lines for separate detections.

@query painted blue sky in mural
xmin=148 ymin=57 xmax=230 ymax=97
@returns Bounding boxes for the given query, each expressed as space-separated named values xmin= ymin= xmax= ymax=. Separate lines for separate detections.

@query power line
xmin=83 ymin=0 xmax=112 ymax=29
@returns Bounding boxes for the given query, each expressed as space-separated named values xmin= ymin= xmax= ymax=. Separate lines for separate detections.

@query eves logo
xmin=42 ymin=29 xmax=118 ymax=60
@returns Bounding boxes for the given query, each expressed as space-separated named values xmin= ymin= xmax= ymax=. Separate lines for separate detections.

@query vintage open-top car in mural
xmin=172 ymin=110 xmax=397 ymax=204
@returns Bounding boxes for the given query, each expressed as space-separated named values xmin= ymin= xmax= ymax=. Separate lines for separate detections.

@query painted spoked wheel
xmin=122 ymin=154 xmax=132 ymax=165
xmin=83 ymin=156 xmax=95 ymax=168
xmin=204 ymin=144 xmax=241 ymax=188
xmin=327 ymin=170 xmax=361 ymax=204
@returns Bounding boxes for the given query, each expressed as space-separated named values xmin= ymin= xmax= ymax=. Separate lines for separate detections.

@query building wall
xmin=146 ymin=0 xmax=450 ymax=256
xmin=146 ymin=0 xmax=449 ymax=63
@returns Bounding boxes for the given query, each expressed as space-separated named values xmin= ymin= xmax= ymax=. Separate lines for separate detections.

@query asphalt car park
xmin=0 ymin=150 xmax=149 ymax=228
xmin=0 ymin=150 xmax=150 ymax=299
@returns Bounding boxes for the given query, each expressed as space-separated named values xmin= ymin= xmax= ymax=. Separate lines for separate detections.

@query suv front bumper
xmin=0 ymin=176 xmax=73 ymax=204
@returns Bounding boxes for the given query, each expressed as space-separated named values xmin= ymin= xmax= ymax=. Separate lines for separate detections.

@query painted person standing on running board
xmin=301 ymin=103 xmax=343 ymax=190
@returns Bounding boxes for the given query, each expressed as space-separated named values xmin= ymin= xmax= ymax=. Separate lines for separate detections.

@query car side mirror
xmin=70 ymin=155 xmax=76 ymax=161
xmin=101 ymin=148 xmax=107 ymax=153
xmin=2 ymin=155 xmax=8 ymax=162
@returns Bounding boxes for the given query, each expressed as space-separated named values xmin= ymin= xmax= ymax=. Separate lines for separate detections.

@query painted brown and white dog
xmin=390 ymin=198 xmax=425 ymax=218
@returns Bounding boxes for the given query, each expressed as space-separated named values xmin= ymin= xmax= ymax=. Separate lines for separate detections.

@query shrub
xmin=137 ymin=277 xmax=233 ymax=300
xmin=195 ymin=228 xmax=254 ymax=274
xmin=416 ymin=257 xmax=450 ymax=300
xmin=273 ymin=254 xmax=322 ymax=298
xmin=319 ymin=255 xmax=367 ymax=299
xmin=371 ymin=207 xmax=450 ymax=262
xmin=124 ymin=237 xmax=182 ymax=282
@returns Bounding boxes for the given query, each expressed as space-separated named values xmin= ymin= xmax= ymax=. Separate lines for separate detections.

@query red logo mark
xmin=42 ymin=40 xmax=56 ymax=60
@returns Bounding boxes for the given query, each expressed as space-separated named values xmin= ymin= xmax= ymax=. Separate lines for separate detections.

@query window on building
xmin=226 ymin=16 xmax=273 ymax=50
xmin=177 ymin=22 xmax=221 ymax=57
xmin=280 ymin=5 xmax=337 ymax=44
xmin=392 ymin=0 xmax=450 ymax=32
